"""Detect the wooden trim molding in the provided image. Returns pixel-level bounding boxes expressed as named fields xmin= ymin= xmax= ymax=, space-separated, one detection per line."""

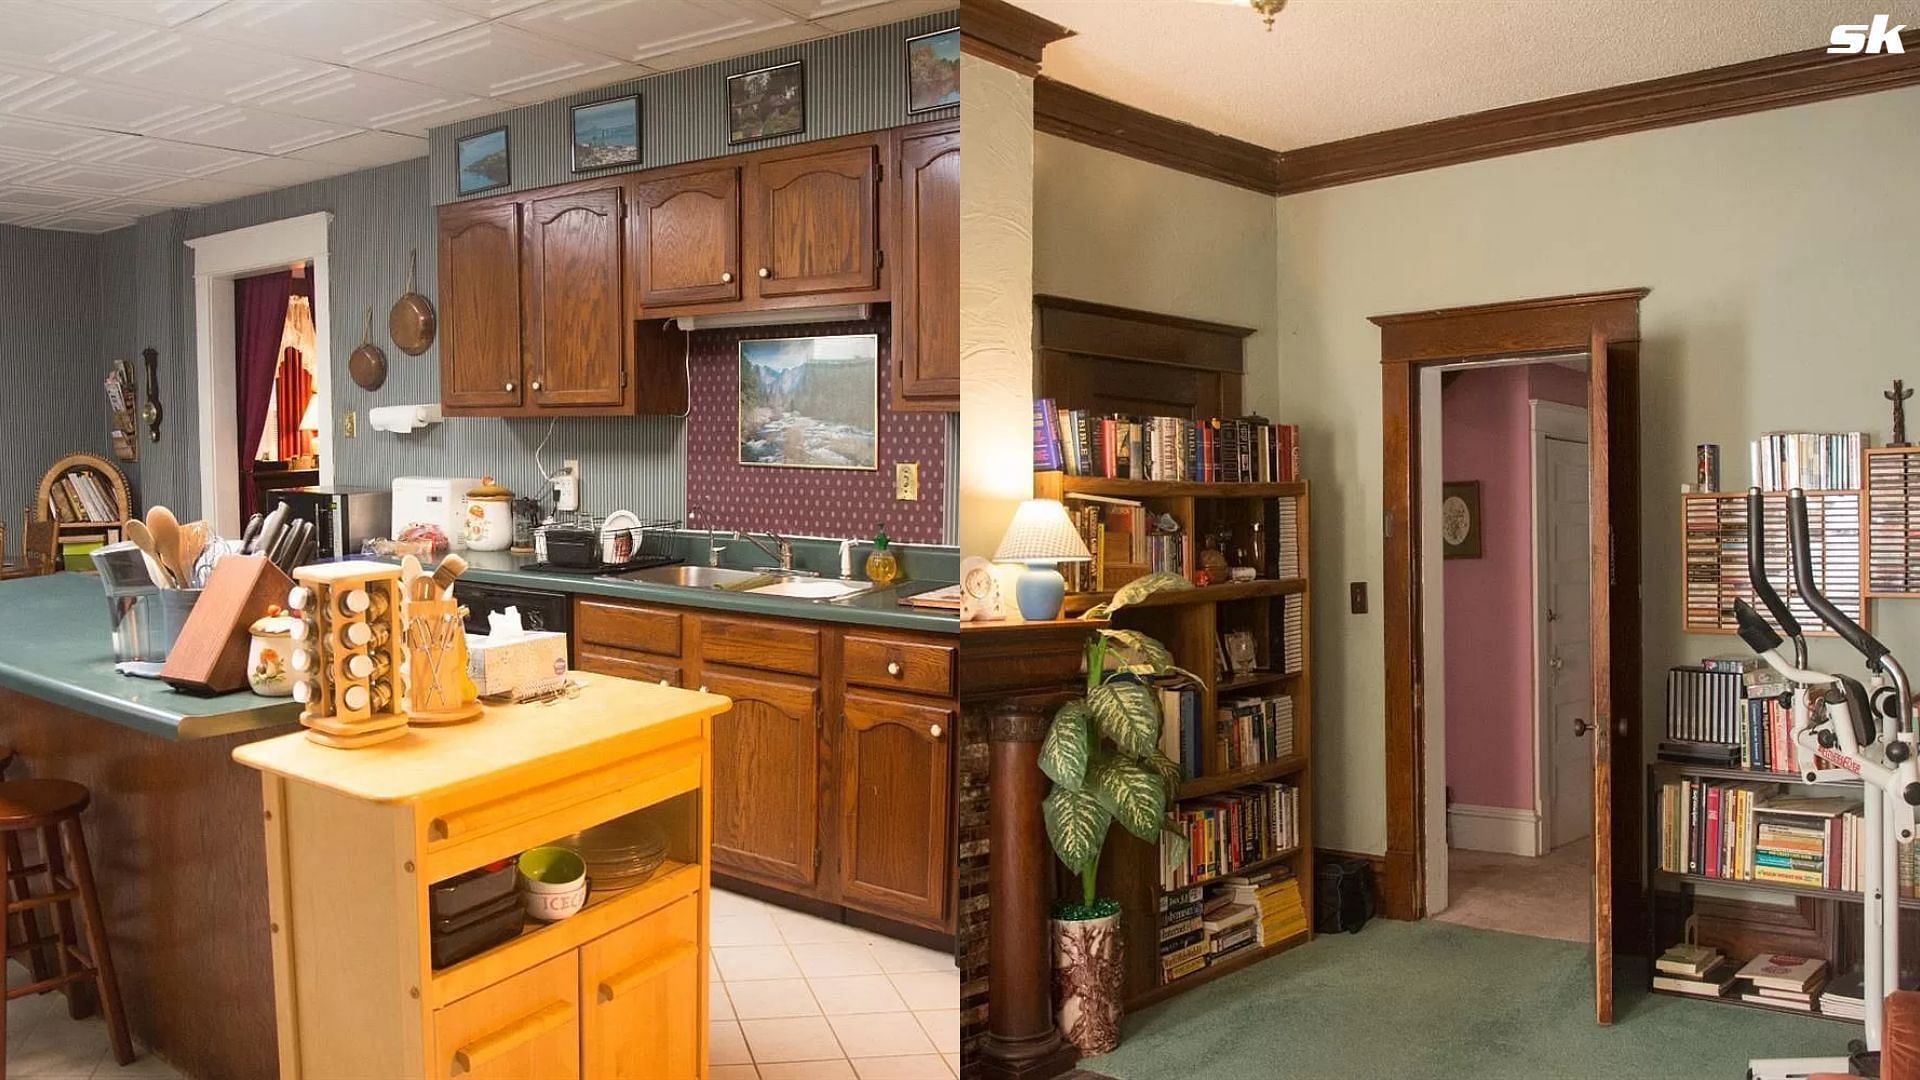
xmin=1032 ymin=31 xmax=1920 ymax=197
xmin=1033 ymin=77 xmax=1280 ymax=195
xmin=960 ymin=0 xmax=1074 ymax=77
xmin=1372 ymin=289 xmax=1649 ymax=365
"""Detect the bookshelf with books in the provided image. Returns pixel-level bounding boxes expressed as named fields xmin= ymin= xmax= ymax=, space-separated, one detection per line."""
xmin=1036 ymin=469 xmax=1316 ymax=1008
xmin=32 ymin=452 xmax=132 ymax=565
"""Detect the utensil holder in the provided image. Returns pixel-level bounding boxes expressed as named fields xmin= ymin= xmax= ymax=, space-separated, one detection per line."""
xmin=405 ymin=597 xmax=480 ymax=725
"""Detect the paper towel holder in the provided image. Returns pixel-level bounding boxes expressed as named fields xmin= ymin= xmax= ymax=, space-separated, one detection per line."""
xmin=369 ymin=404 xmax=444 ymax=434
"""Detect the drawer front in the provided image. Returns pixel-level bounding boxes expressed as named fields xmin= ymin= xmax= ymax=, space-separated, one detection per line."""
xmin=843 ymin=634 xmax=954 ymax=697
xmin=699 ymin=615 xmax=820 ymax=677
xmin=433 ymin=953 xmax=580 ymax=1080
xmin=581 ymin=893 xmax=704 ymax=1078
xmin=576 ymin=647 xmax=683 ymax=687
xmin=576 ymin=598 xmax=683 ymax=657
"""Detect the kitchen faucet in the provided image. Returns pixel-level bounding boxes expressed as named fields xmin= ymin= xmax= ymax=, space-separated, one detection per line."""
xmin=737 ymin=531 xmax=793 ymax=573
xmin=838 ymin=537 xmax=861 ymax=579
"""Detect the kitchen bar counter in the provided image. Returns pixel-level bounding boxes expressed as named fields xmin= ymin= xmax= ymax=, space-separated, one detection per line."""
xmin=456 ymin=551 xmax=959 ymax=633
xmin=0 ymin=573 xmax=301 ymax=739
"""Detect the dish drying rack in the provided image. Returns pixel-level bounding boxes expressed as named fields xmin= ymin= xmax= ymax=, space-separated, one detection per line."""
xmin=526 ymin=515 xmax=682 ymax=575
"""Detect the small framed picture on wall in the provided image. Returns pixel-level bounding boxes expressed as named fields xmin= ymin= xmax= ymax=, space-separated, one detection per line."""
xmin=455 ymin=126 xmax=509 ymax=196
xmin=1441 ymin=480 xmax=1482 ymax=559
xmin=727 ymin=60 xmax=805 ymax=144
xmin=570 ymin=95 xmax=640 ymax=171
xmin=905 ymin=27 xmax=959 ymax=113
xmin=739 ymin=334 xmax=878 ymax=469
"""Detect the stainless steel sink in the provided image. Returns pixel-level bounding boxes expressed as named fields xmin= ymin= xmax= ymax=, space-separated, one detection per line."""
xmin=745 ymin=577 xmax=876 ymax=601
xmin=608 ymin=565 xmax=779 ymax=589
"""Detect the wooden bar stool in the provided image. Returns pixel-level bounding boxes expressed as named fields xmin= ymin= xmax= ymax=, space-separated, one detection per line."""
xmin=0 ymin=747 xmax=54 ymax=991
xmin=0 ymin=779 xmax=132 ymax=1070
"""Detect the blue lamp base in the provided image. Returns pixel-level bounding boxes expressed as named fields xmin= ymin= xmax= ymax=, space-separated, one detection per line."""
xmin=1014 ymin=562 xmax=1067 ymax=621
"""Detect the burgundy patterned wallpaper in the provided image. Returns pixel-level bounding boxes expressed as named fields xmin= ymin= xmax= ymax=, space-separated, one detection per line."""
xmin=685 ymin=318 xmax=947 ymax=544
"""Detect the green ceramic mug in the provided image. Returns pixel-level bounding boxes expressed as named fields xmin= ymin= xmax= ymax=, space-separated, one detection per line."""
xmin=518 ymin=846 xmax=588 ymax=922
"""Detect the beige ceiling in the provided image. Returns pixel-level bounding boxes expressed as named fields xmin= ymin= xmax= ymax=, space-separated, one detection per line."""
xmin=0 ymin=0 xmax=946 ymax=233
xmin=1015 ymin=0 xmax=1920 ymax=152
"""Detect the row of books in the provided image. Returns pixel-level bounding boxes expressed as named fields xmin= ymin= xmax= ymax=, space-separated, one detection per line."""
xmin=1654 ymin=941 xmax=1838 ymax=1014
xmin=1660 ymin=654 xmax=1825 ymax=774
xmin=1157 ymin=685 xmax=1202 ymax=780
xmin=1158 ymin=782 xmax=1302 ymax=891
xmin=45 ymin=469 xmax=118 ymax=524
xmin=1058 ymin=497 xmax=1192 ymax=592
xmin=1033 ymin=399 xmax=1301 ymax=484
xmin=1751 ymin=431 xmax=1865 ymax=491
xmin=1657 ymin=778 xmax=1865 ymax=892
xmin=1157 ymin=870 xmax=1307 ymax=983
xmin=1217 ymin=693 xmax=1296 ymax=773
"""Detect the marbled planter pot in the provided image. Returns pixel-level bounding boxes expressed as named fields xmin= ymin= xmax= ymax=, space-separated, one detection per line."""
xmin=1052 ymin=911 xmax=1124 ymax=1055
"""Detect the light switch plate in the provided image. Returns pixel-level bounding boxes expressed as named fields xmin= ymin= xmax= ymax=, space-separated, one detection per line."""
xmin=895 ymin=462 xmax=920 ymax=501
xmin=340 ymin=410 xmax=356 ymax=439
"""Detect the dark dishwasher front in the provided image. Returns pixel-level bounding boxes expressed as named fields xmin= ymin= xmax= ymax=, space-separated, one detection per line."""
xmin=450 ymin=580 xmax=573 ymax=664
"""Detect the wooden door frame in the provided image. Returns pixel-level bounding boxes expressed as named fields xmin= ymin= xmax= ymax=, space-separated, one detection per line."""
xmin=1373 ymin=289 xmax=1646 ymax=929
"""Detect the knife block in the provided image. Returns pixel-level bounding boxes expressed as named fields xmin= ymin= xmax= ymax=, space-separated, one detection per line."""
xmin=160 ymin=555 xmax=293 ymax=695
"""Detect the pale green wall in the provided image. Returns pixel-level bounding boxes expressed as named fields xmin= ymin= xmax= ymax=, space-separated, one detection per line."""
xmin=1032 ymin=133 xmax=1281 ymax=414
xmin=1278 ymin=85 xmax=1920 ymax=855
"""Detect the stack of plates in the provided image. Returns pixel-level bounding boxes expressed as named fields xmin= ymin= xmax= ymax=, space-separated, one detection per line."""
xmin=560 ymin=812 xmax=667 ymax=894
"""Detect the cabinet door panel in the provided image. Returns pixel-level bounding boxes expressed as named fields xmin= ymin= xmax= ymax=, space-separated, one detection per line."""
xmin=748 ymin=144 xmax=879 ymax=298
xmin=892 ymin=123 xmax=958 ymax=410
xmin=704 ymin=669 xmax=820 ymax=888
xmin=581 ymin=893 xmax=703 ymax=1079
xmin=839 ymin=692 xmax=952 ymax=927
xmin=629 ymin=167 xmax=741 ymax=308
xmin=438 ymin=200 xmax=525 ymax=412
xmin=431 ymin=953 xmax=579 ymax=1080
xmin=524 ymin=186 xmax=626 ymax=409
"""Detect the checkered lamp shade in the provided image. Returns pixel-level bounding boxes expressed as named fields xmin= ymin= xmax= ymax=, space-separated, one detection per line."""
xmin=994 ymin=499 xmax=1093 ymax=563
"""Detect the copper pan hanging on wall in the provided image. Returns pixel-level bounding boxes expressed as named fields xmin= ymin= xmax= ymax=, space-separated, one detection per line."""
xmin=349 ymin=306 xmax=389 ymax=391
xmin=389 ymin=250 xmax=436 ymax=356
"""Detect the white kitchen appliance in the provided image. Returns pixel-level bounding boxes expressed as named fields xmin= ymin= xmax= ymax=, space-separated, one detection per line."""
xmin=392 ymin=477 xmax=481 ymax=552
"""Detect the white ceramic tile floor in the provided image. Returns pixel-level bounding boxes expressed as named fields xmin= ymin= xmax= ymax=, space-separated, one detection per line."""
xmin=5 ymin=963 xmax=182 ymax=1079
xmin=709 ymin=889 xmax=960 ymax=1079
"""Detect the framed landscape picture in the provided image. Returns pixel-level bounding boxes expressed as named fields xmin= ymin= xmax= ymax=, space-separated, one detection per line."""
xmin=455 ymin=127 xmax=509 ymax=196
xmin=739 ymin=334 xmax=878 ymax=470
xmin=905 ymin=27 xmax=959 ymax=113
xmin=571 ymin=95 xmax=640 ymax=171
xmin=727 ymin=60 xmax=805 ymax=144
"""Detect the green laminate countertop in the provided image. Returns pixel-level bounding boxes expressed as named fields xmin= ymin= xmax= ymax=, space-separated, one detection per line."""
xmin=454 ymin=551 xmax=959 ymax=634
xmin=0 ymin=573 xmax=301 ymax=742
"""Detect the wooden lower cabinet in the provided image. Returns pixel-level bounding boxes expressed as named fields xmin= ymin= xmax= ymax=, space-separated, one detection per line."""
xmin=580 ymin=894 xmax=703 ymax=1079
xmin=704 ymin=667 xmax=821 ymax=890
xmin=839 ymin=692 xmax=952 ymax=926
xmin=432 ymin=954 xmax=580 ymax=1080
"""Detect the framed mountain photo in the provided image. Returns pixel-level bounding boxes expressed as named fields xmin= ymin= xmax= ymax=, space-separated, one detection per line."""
xmin=738 ymin=334 xmax=877 ymax=469
xmin=727 ymin=60 xmax=805 ymax=144
xmin=571 ymin=95 xmax=640 ymax=171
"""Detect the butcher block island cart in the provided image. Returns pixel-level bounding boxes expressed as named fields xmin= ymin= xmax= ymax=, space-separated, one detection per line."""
xmin=232 ymin=671 xmax=728 ymax=1080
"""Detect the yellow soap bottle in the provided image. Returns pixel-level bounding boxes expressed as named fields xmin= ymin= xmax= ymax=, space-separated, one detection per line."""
xmin=864 ymin=526 xmax=901 ymax=587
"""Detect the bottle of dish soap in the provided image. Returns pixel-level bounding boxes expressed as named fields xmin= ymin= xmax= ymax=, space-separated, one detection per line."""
xmin=864 ymin=525 xmax=901 ymax=587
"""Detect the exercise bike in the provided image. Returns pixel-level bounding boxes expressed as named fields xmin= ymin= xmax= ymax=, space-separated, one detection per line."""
xmin=1741 ymin=487 xmax=1920 ymax=1080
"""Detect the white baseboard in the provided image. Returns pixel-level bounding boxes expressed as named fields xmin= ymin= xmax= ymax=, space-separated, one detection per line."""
xmin=1447 ymin=804 xmax=1541 ymax=856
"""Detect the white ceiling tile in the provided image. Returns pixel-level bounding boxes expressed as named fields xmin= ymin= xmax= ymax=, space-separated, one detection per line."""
xmin=2 ymin=77 xmax=216 ymax=134
xmin=27 ymin=206 xmax=140 ymax=232
xmin=368 ymin=22 xmax=640 ymax=104
xmin=0 ymin=204 xmax=48 ymax=225
xmin=0 ymin=4 xmax=158 ymax=73
xmin=0 ymin=63 xmax=58 ymax=107
xmin=0 ymin=178 xmax=115 ymax=210
xmin=0 ymin=116 xmax=114 ymax=159
xmin=0 ymin=147 xmax=54 ymax=181
xmin=504 ymin=0 xmax=798 ymax=65
xmin=191 ymin=0 xmax=481 ymax=66
xmin=248 ymin=68 xmax=484 ymax=135
xmin=205 ymin=153 xmax=352 ymax=188
xmin=46 ymin=0 xmax=232 ymax=28
xmin=435 ymin=0 xmax=543 ymax=16
xmin=8 ymin=160 xmax=173 ymax=196
xmin=86 ymin=31 xmax=335 ymax=105
xmin=135 ymin=174 xmax=270 ymax=206
xmin=642 ymin=22 xmax=820 ymax=74
xmin=153 ymin=105 xmax=353 ymax=155
xmin=283 ymin=129 xmax=427 ymax=167
xmin=83 ymin=133 xmax=262 ymax=176
xmin=812 ymin=1 xmax=951 ymax=32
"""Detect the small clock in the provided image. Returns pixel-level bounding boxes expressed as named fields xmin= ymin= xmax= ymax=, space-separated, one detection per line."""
xmin=960 ymin=556 xmax=1006 ymax=622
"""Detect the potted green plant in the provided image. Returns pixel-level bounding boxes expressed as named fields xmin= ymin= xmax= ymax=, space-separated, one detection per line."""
xmin=1037 ymin=572 xmax=1194 ymax=1055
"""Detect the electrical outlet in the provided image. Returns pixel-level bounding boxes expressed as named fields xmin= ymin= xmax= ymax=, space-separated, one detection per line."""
xmin=1350 ymin=581 xmax=1368 ymax=614
xmin=894 ymin=462 xmax=920 ymax=501
xmin=555 ymin=458 xmax=581 ymax=513
xmin=340 ymin=410 xmax=356 ymax=439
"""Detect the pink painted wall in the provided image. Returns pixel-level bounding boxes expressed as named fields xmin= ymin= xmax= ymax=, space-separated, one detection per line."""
xmin=1441 ymin=365 xmax=1586 ymax=811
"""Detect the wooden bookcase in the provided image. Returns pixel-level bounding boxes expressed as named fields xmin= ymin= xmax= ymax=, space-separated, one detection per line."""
xmin=1681 ymin=489 xmax=1865 ymax=636
xmin=1034 ymin=471 xmax=1315 ymax=1009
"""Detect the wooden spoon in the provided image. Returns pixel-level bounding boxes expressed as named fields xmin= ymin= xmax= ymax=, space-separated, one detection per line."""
xmin=399 ymin=555 xmax=423 ymax=604
xmin=146 ymin=506 xmax=184 ymax=588
xmin=122 ymin=518 xmax=172 ymax=588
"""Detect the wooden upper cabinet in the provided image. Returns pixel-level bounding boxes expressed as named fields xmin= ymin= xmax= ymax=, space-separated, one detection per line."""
xmin=437 ymin=199 xmax=525 ymax=413
xmin=891 ymin=121 xmax=958 ymax=411
xmin=523 ymin=186 xmax=627 ymax=410
xmin=704 ymin=668 xmax=820 ymax=890
xmin=628 ymin=166 xmax=741 ymax=310
xmin=746 ymin=142 xmax=881 ymax=299
xmin=838 ymin=692 xmax=952 ymax=929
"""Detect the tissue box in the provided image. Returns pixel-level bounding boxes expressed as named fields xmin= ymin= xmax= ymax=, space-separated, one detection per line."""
xmin=465 ymin=630 xmax=568 ymax=699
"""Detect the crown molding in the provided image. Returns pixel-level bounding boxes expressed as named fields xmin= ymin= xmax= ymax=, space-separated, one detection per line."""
xmin=959 ymin=0 xmax=1073 ymax=78
xmin=1031 ymin=30 xmax=1920 ymax=197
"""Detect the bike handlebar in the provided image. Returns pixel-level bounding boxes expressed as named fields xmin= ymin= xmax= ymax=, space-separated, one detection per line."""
xmin=1746 ymin=487 xmax=1803 ymax=642
xmin=1787 ymin=488 xmax=1890 ymax=669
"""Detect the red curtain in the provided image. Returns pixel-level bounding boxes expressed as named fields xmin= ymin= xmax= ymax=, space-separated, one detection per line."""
xmin=235 ymin=270 xmax=295 ymax=520
xmin=273 ymin=346 xmax=314 ymax=460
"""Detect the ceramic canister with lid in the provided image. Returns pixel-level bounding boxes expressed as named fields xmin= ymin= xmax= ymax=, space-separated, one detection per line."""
xmin=247 ymin=607 xmax=303 ymax=696
xmin=463 ymin=476 xmax=514 ymax=552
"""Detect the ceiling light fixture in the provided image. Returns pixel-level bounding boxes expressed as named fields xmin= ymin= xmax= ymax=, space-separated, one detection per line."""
xmin=1247 ymin=0 xmax=1287 ymax=31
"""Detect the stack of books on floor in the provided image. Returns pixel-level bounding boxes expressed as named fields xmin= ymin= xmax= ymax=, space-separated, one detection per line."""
xmin=1157 ymin=886 xmax=1207 ymax=983
xmin=1216 ymin=692 xmax=1295 ymax=770
xmin=1820 ymin=970 xmax=1865 ymax=1021
xmin=1033 ymin=398 xmax=1301 ymax=483
xmin=1158 ymin=782 xmax=1302 ymax=890
xmin=1751 ymin=431 xmax=1865 ymax=491
xmin=1652 ymin=940 xmax=1735 ymax=997
xmin=1737 ymin=954 xmax=1828 ymax=1011
xmin=1220 ymin=868 xmax=1307 ymax=947
xmin=1656 ymin=779 xmax=1866 ymax=890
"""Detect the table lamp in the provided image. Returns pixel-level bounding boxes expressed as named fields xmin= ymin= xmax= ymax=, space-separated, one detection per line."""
xmin=993 ymin=498 xmax=1093 ymax=621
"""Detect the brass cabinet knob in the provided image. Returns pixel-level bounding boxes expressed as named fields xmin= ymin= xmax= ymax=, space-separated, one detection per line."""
xmin=505 ymin=381 xmax=515 ymax=392
xmin=758 ymin=267 xmax=771 ymax=278
xmin=721 ymin=272 xmax=733 ymax=283
xmin=531 ymin=380 xmax=542 ymax=391
xmin=886 ymin=661 xmax=902 ymax=677
xmin=929 ymin=724 xmax=943 ymax=738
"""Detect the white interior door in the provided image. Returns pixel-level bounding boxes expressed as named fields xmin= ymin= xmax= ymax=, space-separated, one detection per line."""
xmin=1542 ymin=435 xmax=1593 ymax=850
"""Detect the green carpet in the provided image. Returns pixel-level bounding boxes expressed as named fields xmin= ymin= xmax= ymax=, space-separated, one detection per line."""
xmin=1085 ymin=920 xmax=1854 ymax=1079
